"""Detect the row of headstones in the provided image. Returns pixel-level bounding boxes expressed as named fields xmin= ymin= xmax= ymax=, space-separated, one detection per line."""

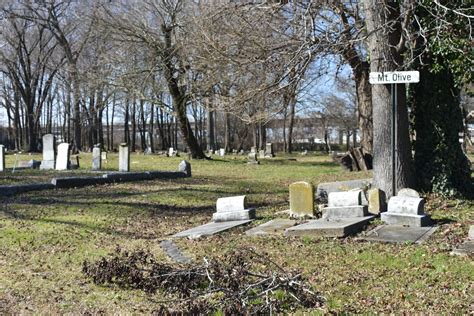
xmin=206 ymin=143 xmax=275 ymax=158
xmin=289 ymin=181 xmax=429 ymax=227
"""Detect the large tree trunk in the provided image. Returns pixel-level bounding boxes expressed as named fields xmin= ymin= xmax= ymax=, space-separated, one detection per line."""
xmin=365 ymin=0 xmax=414 ymax=197
xmin=355 ymin=67 xmax=373 ymax=153
xmin=206 ymin=108 xmax=215 ymax=151
xmin=287 ymin=97 xmax=296 ymax=153
xmin=162 ymin=27 xmax=206 ymax=159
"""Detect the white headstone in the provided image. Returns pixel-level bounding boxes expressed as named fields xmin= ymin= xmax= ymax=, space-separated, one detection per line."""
xmin=92 ymin=147 xmax=101 ymax=171
xmin=387 ymin=196 xmax=424 ymax=215
xmin=397 ymin=188 xmax=420 ymax=198
xmin=216 ymin=195 xmax=247 ymax=213
xmin=178 ymin=160 xmax=191 ymax=177
xmin=219 ymin=148 xmax=225 ymax=156
xmin=55 ymin=143 xmax=70 ymax=170
xmin=119 ymin=143 xmax=130 ymax=172
xmin=101 ymin=151 xmax=107 ymax=160
xmin=168 ymin=147 xmax=174 ymax=157
xmin=0 ymin=145 xmax=4 ymax=172
xmin=40 ymin=134 xmax=55 ymax=170
xmin=328 ymin=190 xmax=362 ymax=207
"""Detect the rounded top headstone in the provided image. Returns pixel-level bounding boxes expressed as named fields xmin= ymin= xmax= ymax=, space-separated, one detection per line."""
xmin=397 ymin=188 xmax=420 ymax=198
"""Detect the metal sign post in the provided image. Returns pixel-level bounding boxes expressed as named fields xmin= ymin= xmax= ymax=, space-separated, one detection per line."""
xmin=369 ymin=71 xmax=419 ymax=196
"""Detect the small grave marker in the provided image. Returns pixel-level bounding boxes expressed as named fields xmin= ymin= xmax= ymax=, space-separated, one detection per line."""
xmin=289 ymin=182 xmax=314 ymax=217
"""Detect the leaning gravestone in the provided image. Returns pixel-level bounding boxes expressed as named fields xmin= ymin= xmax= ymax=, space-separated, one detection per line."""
xmin=92 ymin=146 xmax=101 ymax=171
xmin=0 ymin=145 xmax=5 ymax=172
xmin=40 ymin=134 xmax=55 ymax=170
xmin=381 ymin=195 xmax=431 ymax=227
xmin=119 ymin=143 xmax=130 ymax=172
xmin=289 ymin=182 xmax=314 ymax=217
xmin=55 ymin=143 xmax=70 ymax=170
xmin=247 ymin=152 xmax=259 ymax=165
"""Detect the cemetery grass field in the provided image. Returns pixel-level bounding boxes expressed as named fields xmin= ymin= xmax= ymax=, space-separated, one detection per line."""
xmin=0 ymin=153 xmax=473 ymax=314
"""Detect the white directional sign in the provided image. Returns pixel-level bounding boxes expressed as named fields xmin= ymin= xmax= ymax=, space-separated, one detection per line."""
xmin=369 ymin=71 xmax=419 ymax=84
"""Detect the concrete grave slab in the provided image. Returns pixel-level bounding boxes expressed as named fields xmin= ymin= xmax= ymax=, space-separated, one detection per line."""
xmin=451 ymin=241 xmax=474 ymax=257
xmin=159 ymin=240 xmax=192 ymax=264
xmin=246 ymin=219 xmax=297 ymax=236
xmin=172 ymin=220 xmax=252 ymax=239
xmin=285 ymin=216 xmax=373 ymax=238
xmin=358 ymin=225 xmax=438 ymax=244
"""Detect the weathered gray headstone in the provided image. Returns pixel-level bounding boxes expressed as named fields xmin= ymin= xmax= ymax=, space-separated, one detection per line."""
xmin=119 ymin=143 xmax=130 ymax=172
xmin=247 ymin=152 xmax=259 ymax=165
xmin=469 ymin=225 xmax=474 ymax=240
xmin=397 ymin=188 xmax=421 ymax=198
xmin=259 ymin=150 xmax=265 ymax=159
xmin=55 ymin=143 xmax=70 ymax=170
xmin=92 ymin=147 xmax=101 ymax=171
xmin=289 ymin=182 xmax=314 ymax=217
xmin=40 ymin=134 xmax=55 ymax=170
xmin=0 ymin=145 xmax=4 ymax=172
xmin=101 ymin=151 xmax=107 ymax=160
xmin=250 ymin=146 xmax=256 ymax=153
xmin=381 ymin=196 xmax=431 ymax=227
xmin=178 ymin=160 xmax=191 ymax=177
xmin=368 ymin=188 xmax=387 ymax=214
xmin=265 ymin=143 xmax=274 ymax=157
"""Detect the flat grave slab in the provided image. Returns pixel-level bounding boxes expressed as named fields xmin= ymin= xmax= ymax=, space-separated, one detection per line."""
xmin=172 ymin=220 xmax=252 ymax=239
xmin=358 ymin=225 xmax=438 ymax=244
xmin=159 ymin=240 xmax=192 ymax=264
xmin=285 ymin=216 xmax=373 ymax=238
xmin=451 ymin=241 xmax=474 ymax=257
xmin=246 ymin=219 xmax=297 ymax=236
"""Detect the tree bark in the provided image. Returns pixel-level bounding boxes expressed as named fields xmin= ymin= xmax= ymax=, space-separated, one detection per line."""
xmin=364 ymin=0 xmax=414 ymax=197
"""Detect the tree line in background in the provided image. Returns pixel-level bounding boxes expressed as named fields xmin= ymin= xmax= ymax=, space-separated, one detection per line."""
xmin=0 ymin=0 xmax=472 ymax=197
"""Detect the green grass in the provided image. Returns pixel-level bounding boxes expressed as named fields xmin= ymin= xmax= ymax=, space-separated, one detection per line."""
xmin=0 ymin=152 xmax=472 ymax=313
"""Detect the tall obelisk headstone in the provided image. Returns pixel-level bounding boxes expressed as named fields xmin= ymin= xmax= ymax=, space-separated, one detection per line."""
xmin=40 ymin=134 xmax=55 ymax=170
xmin=92 ymin=145 xmax=101 ymax=171
xmin=119 ymin=143 xmax=130 ymax=172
